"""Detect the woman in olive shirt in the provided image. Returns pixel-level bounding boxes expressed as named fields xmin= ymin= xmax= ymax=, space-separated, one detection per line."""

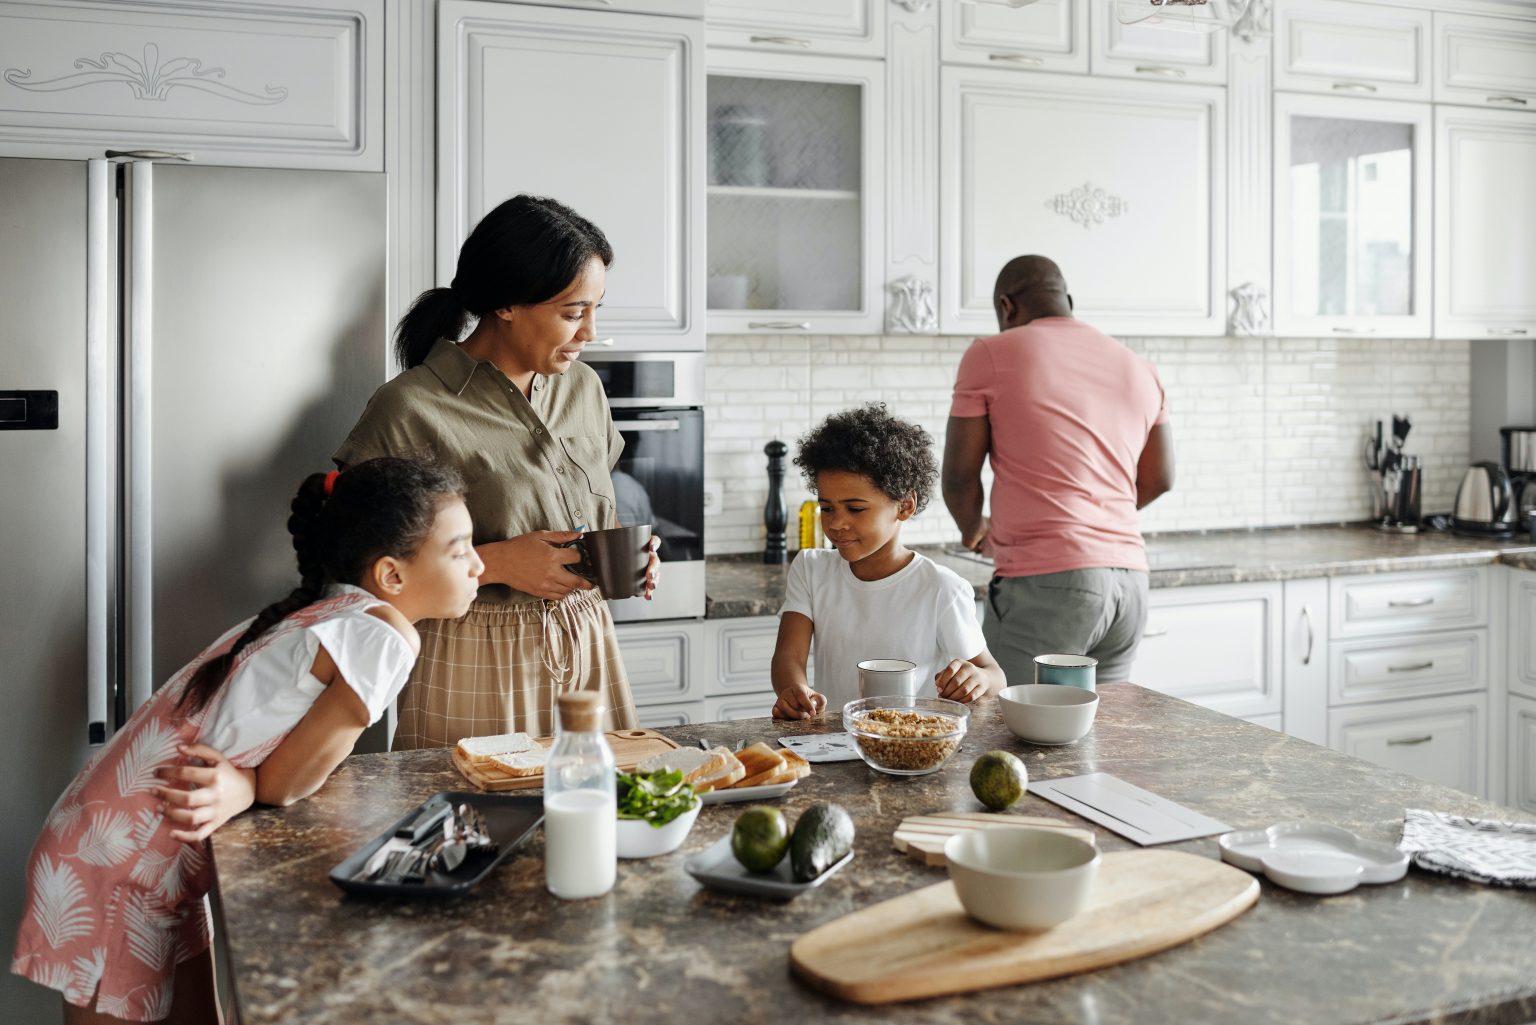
xmin=335 ymin=195 xmax=654 ymax=747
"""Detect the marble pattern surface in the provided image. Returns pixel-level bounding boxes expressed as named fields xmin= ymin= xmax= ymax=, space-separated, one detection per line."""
xmin=705 ymin=526 xmax=1536 ymax=618
xmin=211 ymin=685 xmax=1536 ymax=1025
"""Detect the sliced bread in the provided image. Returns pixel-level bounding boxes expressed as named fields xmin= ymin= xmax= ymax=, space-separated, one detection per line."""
xmin=635 ymin=746 xmax=731 ymax=786
xmin=731 ymin=742 xmax=787 ymax=789
xmin=457 ymin=732 xmax=537 ymax=763
xmin=691 ymin=748 xmax=746 ymax=793
xmin=487 ymin=749 xmax=548 ymax=777
xmin=780 ymin=748 xmax=812 ymax=780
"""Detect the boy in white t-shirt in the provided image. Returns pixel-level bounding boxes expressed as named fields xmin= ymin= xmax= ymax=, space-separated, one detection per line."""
xmin=771 ymin=404 xmax=1007 ymax=719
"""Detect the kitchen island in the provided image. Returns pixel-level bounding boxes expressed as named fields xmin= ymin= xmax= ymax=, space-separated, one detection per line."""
xmin=210 ymin=685 xmax=1536 ymax=1025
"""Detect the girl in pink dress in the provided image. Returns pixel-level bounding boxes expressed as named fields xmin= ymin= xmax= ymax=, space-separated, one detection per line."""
xmin=11 ymin=457 xmax=484 ymax=1024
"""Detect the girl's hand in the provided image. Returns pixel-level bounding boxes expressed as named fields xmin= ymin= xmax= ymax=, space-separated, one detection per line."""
xmin=154 ymin=743 xmax=256 ymax=843
xmin=772 ymin=684 xmax=826 ymax=720
xmin=935 ymin=659 xmax=988 ymax=703
xmin=478 ymin=531 xmax=593 ymax=600
xmin=643 ymin=535 xmax=662 ymax=600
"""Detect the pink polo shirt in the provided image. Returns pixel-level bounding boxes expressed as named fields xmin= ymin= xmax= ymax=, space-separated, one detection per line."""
xmin=949 ymin=317 xmax=1167 ymax=578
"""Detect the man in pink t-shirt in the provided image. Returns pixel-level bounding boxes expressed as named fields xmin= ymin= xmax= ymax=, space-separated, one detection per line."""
xmin=942 ymin=255 xmax=1175 ymax=684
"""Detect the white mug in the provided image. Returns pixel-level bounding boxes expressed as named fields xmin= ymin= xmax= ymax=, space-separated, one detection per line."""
xmin=857 ymin=659 xmax=920 ymax=699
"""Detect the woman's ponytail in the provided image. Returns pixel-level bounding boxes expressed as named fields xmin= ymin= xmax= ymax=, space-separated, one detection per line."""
xmin=394 ymin=287 xmax=468 ymax=371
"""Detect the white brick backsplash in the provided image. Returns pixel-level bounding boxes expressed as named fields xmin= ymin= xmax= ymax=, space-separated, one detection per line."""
xmin=702 ymin=334 xmax=1471 ymax=556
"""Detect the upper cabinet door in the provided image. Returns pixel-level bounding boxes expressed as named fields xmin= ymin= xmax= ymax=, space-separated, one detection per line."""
xmin=1272 ymin=94 xmax=1432 ymax=339
xmin=1436 ymin=13 xmax=1536 ymax=111
xmin=1435 ymin=107 xmax=1536 ymax=340
xmin=438 ymin=1 xmax=704 ymax=351
xmin=705 ymin=50 xmax=885 ymax=334
xmin=1275 ymin=0 xmax=1431 ymax=102
xmin=939 ymin=69 xmax=1225 ymax=337
xmin=705 ymin=0 xmax=884 ymax=59
xmin=941 ymin=0 xmax=1088 ymax=75
xmin=1089 ymin=2 xmax=1227 ymax=85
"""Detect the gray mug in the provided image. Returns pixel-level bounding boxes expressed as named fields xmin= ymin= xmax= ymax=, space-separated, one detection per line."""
xmin=1034 ymin=653 xmax=1097 ymax=692
xmin=857 ymin=659 xmax=921 ymax=700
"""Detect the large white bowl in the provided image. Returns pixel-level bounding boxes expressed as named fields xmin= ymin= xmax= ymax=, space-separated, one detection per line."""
xmin=615 ymin=799 xmax=701 ymax=859
xmin=945 ymin=826 xmax=1099 ymax=931
xmin=998 ymin=684 xmax=1100 ymax=745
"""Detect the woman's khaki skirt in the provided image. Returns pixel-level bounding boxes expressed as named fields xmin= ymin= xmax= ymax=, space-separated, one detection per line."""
xmin=392 ymin=587 xmax=638 ymax=749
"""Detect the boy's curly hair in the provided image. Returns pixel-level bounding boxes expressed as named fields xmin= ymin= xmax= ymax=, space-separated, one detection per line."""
xmin=794 ymin=403 xmax=938 ymax=513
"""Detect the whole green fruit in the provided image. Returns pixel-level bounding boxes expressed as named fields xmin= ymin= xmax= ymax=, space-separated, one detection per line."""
xmin=789 ymin=803 xmax=856 ymax=882
xmin=970 ymin=750 xmax=1028 ymax=810
xmin=731 ymin=805 xmax=790 ymax=872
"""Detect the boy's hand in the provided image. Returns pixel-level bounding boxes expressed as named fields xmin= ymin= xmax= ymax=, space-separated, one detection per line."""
xmin=772 ymin=685 xmax=826 ymax=720
xmin=935 ymin=659 xmax=988 ymax=703
xmin=155 ymin=743 xmax=257 ymax=843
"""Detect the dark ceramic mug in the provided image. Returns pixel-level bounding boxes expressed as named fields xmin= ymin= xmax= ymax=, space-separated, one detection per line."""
xmin=566 ymin=525 xmax=653 ymax=600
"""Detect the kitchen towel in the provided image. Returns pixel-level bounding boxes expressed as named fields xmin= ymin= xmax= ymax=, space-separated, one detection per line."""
xmin=1398 ymin=808 xmax=1536 ymax=887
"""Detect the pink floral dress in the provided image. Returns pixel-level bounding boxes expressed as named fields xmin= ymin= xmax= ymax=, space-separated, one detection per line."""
xmin=10 ymin=588 xmax=411 ymax=1021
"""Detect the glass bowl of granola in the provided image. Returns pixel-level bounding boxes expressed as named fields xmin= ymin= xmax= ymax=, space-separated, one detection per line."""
xmin=842 ymin=696 xmax=970 ymax=776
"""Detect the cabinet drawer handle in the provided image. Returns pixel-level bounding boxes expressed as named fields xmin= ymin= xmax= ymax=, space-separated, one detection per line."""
xmin=1135 ymin=65 xmax=1187 ymax=78
xmin=747 ymin=321 xmax=810 ymax=330
xmin=1387 ymin=596 xmax=1434 ymax=608
xmin=1301 ymin=605 xmax=1314 ymax=666
xmin=1488 ymin=327 xmax=1529 ymax=336
xmin=1142 ymin=625 xmax=1169 ymax=639
xmin=1331 ymin=81 xmax=1378 ymax=94
xmin=1387 ymin=660 xmax=1435 ymax=673
xmin=1386 ymin=734 xmax=1433 ymax=746
xmin=1331 ymin=326 xmax=1377 ymax=334
xmin=750 ymin=35 xmax=812 ymax=48
xmin=1487 ymin=95 xmax=1529 ymax=106
xmin=988 ymin=53 xmax=1045 ymax=66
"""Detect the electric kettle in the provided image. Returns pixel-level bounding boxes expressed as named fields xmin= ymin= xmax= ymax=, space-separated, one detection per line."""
xmin=1452 ymin=461 xmax=1517 ymax=536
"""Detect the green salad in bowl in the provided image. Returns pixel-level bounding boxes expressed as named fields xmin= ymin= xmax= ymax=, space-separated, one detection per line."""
xmin=615 ymin=769 xmax=702 ymax=858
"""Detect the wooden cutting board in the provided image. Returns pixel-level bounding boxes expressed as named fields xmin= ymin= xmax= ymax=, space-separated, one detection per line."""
xmin=790 ymin=849 xmax=1259 ymax=1004
xmin=893 ymin=811 xmax=1096 ymax=866
xmin=451 ymin=729 xmax=680 ymax=792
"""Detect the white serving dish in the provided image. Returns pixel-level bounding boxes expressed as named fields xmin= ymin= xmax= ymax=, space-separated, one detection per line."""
xmin=944 ymin=826 xmax=1100 ymax=931
xmin=615 ymin=799 xmax=701 ymax=859
xmin=1217 ymin=821 xmax=1409 ymax=895
xmin=698 ymin=780 xmax=798 ymax=805
xmin=998 ymin=684 xmax=1099 ymax=746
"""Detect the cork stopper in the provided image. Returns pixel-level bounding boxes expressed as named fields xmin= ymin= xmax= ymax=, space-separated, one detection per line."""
xmin=557 ymin=691 xmax=602 ymax=733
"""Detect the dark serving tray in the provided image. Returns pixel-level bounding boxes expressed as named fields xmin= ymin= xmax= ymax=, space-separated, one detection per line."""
xmin=329 ymin=791 xmax=543 ymax=899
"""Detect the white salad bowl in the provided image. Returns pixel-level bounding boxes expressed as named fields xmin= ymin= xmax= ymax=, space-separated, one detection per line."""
xmin=998 ymin=684 xmax=1099 ymax=745
xmin=616 ymin=799 xmax=701 ymax=859
xmin=945 ymin=826 xmax=1099 ymax=931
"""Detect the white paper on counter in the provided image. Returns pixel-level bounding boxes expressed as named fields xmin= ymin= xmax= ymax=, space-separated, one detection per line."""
xmin=1030 ymin=772 xmax=1231 ymax=846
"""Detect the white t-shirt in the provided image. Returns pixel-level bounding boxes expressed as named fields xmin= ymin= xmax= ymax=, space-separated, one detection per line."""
xmin=780 ymin=548 xmax=986 ymax=711
xmin=198 ymin=585 xmax=416 ymax=757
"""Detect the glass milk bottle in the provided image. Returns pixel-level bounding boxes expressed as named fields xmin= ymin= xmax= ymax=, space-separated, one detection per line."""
xmin=543 ymin=692 xmax=617 ymax=899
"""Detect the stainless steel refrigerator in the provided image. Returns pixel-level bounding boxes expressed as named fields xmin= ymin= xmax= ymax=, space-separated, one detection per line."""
xmin=0 ymin=155 xmax=385 ymax=1018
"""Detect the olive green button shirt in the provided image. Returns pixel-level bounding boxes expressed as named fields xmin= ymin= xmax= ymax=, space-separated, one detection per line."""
xmin=333 ymin=339 xmax=623 ymax=605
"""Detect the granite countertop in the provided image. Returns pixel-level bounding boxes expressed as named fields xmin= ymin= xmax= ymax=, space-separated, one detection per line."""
xmin=211 ymin=685 xmax=1536 ymax=1025
xmin=705 ymin=525 xmax=1536 ymax=618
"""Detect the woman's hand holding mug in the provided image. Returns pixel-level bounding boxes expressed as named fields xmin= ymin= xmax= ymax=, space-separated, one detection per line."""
xmin=477 ymin=531 xmax=594 ymax=600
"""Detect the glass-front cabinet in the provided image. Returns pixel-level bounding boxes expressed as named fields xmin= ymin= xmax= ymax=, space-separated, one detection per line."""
xmin=705 ymin=50 xmax=884 ymax=334
xmin=1273 ymin=94 xmax=1432 ymax=338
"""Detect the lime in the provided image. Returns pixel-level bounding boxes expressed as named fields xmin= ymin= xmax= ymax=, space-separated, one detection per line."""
xmin=970 ymin=750 xmax=1028 ymax=811
xmin=731 ymin=805 xmax=790 ymax=872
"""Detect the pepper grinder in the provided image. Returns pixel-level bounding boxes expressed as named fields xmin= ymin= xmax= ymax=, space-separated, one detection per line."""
xmin=763 ymin=439 xmax=788 ymax=564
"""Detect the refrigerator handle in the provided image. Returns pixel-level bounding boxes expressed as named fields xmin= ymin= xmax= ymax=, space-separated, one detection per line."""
xmin=123 ymin=160 xmax=155 ymax=713
xmin=86 ymin=159 xmax=111 ymax=744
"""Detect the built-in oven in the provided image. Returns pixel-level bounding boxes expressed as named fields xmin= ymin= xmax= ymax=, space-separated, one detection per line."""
xmin=582 ymin=351 xmax=705 ymax=622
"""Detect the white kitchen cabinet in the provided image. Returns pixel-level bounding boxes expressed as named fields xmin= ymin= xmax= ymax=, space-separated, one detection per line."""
xmin=1327 ymin=629 xmax=1488 ymax=707
xmin=1434 ymin=107 xmax=1536 ymax=341
xmin=1274 ymin=0 xmax=1432 ymax=102
xmin=703 ymin=691 xmax=777 ymax=721
xmin=635 ymin=701 xmax=708 ymax=729
xmin=705 ymin=49 xmax=884 ymax=334
xmin=438 ymin=1 xmax=705 ymax=351
xmin=523 ymin=0 xmax=703 ymax=18
xmin=1434 ymin=12 xmax=1536 ymax=111
xmin=614 ymin=621 xmax=705 ymax=707
xmin=1511 ymin=571 xmax=1536 ymax=701
xmin=1281 ymin=577 xmax=1329 ymax=745
xmin=941 ymin=0 xmax=1087 ymax=76
xmin=1134 ymin=581 xmax=1283 ymax=721
xmin=1088 ymin=0 xmax=1226 ymax=85
xmin=1328 ymin=568 xmax=1490 ymax=641
xmin=705 ymin=0 xmax=883 ymax=59
xmin=1273 ymin=94 xmax=1432 ymax=339
xmin=939 ymin=69 xmax=1224 ymax=337
xmin=1329 ymin=692 xmax=1488 ymax=797
xmin=1509 ymin=694 xmax=1536 ymax=814
xmin=0 ymin=0 xmax=383 ymax=169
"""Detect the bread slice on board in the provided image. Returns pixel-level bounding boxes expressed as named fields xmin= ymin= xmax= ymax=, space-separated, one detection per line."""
xmin=457 ymin=732 xmax=536 ymax=764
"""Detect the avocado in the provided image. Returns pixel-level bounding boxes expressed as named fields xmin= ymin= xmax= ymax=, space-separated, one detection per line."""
xmin=731 ymin=806 xmax=790 ymax=873
xmin=788 ymin=802 xmax=855 ymax=882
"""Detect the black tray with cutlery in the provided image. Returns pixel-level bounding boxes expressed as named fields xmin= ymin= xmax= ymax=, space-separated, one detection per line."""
xmin=329 ymin=791 xmax=543 ymax=899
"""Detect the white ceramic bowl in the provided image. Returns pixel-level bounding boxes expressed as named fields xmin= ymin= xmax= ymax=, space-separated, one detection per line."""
xmin=998 ymin=684 xmax=1100 ymax=745
xmin=615 ymin=799 xmax=701 ymax=859
xmin=945 ymin=826 xmax=1099 ymax=931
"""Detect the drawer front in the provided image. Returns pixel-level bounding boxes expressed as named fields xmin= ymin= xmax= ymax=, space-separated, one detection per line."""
xmin=1328 ymin=569 xmax=1487 ymax=639
xmin=941 ymin=0 xmax=1088 ymax=75
xmin=1510 ymin=695 xmax=1536 ymax=815
xmin=712 ymin=618 xmax=778 ymax=691
xmin=703 ymin=691 xmax=775 ymax=722
xmin=615 ymin=622 xmax=702 ymax=704
xmin=1328 ymin=629 xmax=1487 ymax=706
xmin=1436 ymin=12 xmax=1536 ymax=109
xmin=1134 ymin=583 xmax=1282 ymax=719
xmin=707 ymin=0 xmax=882 ymax=58
xmin=1090 ymin=4 xmax=1226 ymax=85
xmin=1329 ymin=693 xmax=1487 ymax=797
xmin=1275 ymin=0 xmax=1431 ymax=100
xmin=633 ymin=700 xmax=707 ymax=729
xmin=1512 ymin=572 xmax=1536 ymax=700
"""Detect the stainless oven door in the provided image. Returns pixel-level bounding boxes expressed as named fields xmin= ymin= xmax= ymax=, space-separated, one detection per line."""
xmin=606 ymin=407 xmax=705 ymax=622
